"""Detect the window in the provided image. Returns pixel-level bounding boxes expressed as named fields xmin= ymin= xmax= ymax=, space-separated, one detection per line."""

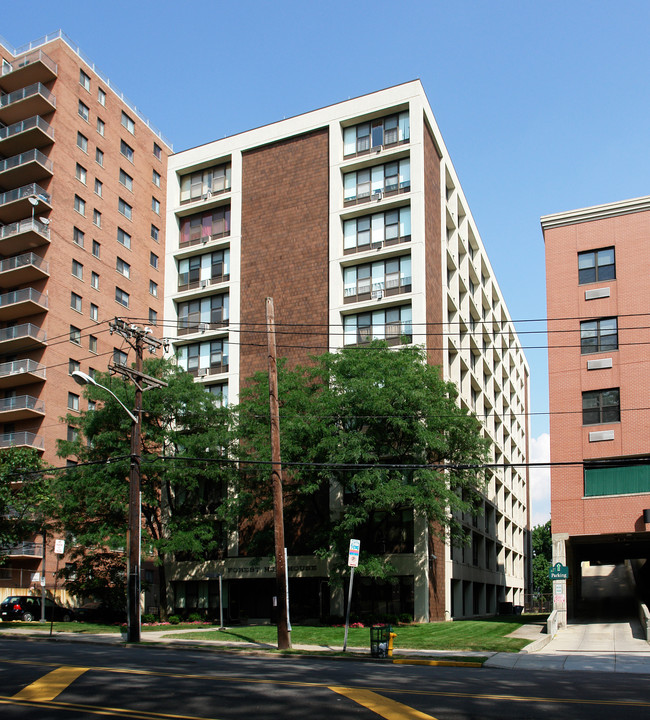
xmin=179 ymin=206 xmax=231 ymax=247
xmin=77 ymin=132 xmax=88 ymax=153
xmin=152 ymin=169 xmax=161 ymax=187
xmin=72 ymin=259 xmax=83 ymax=279
xmin=92 ymin=240 xmax=100 ymax=258
xmin=148 ymin=308 xmax=158 ymax=325
xmin=70 ymin=325 xmax=81 ymax=344
xmin=93 ymin=209 xmax=101 ymax=227
xmin=149 ymin=280 xmax=158 ymax=297
xmin=78 ymin=100 xmax=89 ymax=122
xmin=343 ymin=111 xmax=410 ymax=156
xmin=152 ymin=196 xmax=160 ymax=214
xmin=117 ymin=228 xmax=131 ymax=249
xmin=119 ymin=169 xmax=133 ymax=191
xmin=91 ymin=271 xmax=99 ymax=289
xmin=76 ymin=163 xmax=87 ymax=184
xmin=114 ymin=348 xmax=128 ymax=366
xmin=578 ymin=247 xmax=616 ymax=284
xmin=178 ymin=249 xmax=230 ymax=290
xmin=73 ymin=227 xmax=84 ymax=247
xmin=79 ymin=69 xmax=91 ymax=91
xmin=88 ymin=399 xmax=96 ymax=412
xmin=95 ymin=148 xmax=104 ymax=166
xmin=180 ymin=163 xmax=231 ymax=204
xmin=343 ymin=255 xmax=412 ymax=303
xmin=96 ymin=117 xmax=105 ymax=136
xmin=68 ymin=392 xmax=80 ymax=411
xmin=120 ymin=139 xmax=134 ymax=162
xmin=209 ymin=383 xmax=228 ymax=408
xmin=580 ymin=317 xmax=618 ymax=354
xmin=116 ymin=257 xmax=131 ymax=278
xmin=115 ymin=287 xmax=130 ymax=308
xmin=343 ymin=305 xmax=413 ymax=346
xmin=177 ymin=294 xmax=229 ymax=334
xmin=90 ymin=303 xmax=98 ymax=321
xmin=94 ymin=178 xmax=103 ymax=196
xmin=583 ymin=388 xmax=620 ymax=425
xmin=98 ymin=87 xmax=106 ymax=106
xmin=177 ymin=339 xmax=229 ymax=375
xmin=343 ymin=206 xmax=411 ymax=253
xmin=343 ymin=158 xmax=410 ymax=203
xmin=149 ymin=252 xmax=158 ymax=269
xmin=89 ymin=335 xmax=97 ymax=353
xmin=151 ymin=224 xmax=159 ymax=242
xmin=74 ymin=195 xmax=86 ymax=216
xmin=69 ymin=359 xmax=80 ymax=375
xmin=67 ymin=425 xmax=78 ymax=442
xmin=121 ymin=111 xmax=135 ymax=134
xmin=118 ymin=198 xmax=132 ymax=220
xmin=153 ymin=142 xmax=162 ymax=160
xmin=71 ymin=292 xmax=82 ymax=312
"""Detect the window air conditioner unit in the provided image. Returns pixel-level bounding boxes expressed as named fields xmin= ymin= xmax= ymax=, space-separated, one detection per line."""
xmin=202 ymin=193 xmax=208 ymax=200
xmin=198 ymin=369 xmax=207 ymax=377
xmin=373 ymin=191 xmax=383 ymax=201
xmin=372 ymin=289 xmax=384 ymax=300
xmin=372 ymin=240 xmax=383 ymax=250
xmin=198 ymin=322 xmax=208 ymax=333
xmin=375 ymin=144 xmax=383 ymax=153
xmin=200 ymin=280 xmax=208 ymax=288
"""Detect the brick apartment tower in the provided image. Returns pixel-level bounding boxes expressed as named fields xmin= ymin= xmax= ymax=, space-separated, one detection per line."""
xmin=0 ymin=32 xmax=171 ymax=599
xmin=543 ymin=197 xmax=650 ymax=626
xmin=165 ymin=81 xmax=530 ymax=622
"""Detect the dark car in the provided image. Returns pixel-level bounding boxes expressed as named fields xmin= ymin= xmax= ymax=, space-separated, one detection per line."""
xmin=0 ymin=595 xmax=74 ymax=622
xmin=74 ymin=601 xmax=125 ymax=624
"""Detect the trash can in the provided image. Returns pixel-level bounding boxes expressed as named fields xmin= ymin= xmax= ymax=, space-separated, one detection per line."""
xmin=370 ymin=625 xmax=392 ymax=658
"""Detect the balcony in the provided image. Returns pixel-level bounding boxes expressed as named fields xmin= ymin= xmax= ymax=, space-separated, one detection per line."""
xmin=0 ymin=50 xmax=57 ymax=93
xmin=0 ymin=149 xmax=53 ymax=187
xmin=0 ymin=288 xmax=48 ymax=321
xmin=0 ymin=184 xmax=51 ymax=224
xmin=0 ymin=431 xmax=44 ymax=452
xmin=0 ymin=219 xmax=50 ymax=256
xmin=0 ymin=358 xmax=46 ymax=388
xmin=0 ymin=115 xmax=54 ymax=155
xmin=0 ymin=542 xmax=43 ymax=559
xmin=0 ymin=83 xmax=56 ymax=125
xmin=0 ymin=252 xmax=49 ymax=288
xmin=0 ymin=323 xmax=47 ymax=353
xmin=0 ymin=394 xmax=45 ymax=421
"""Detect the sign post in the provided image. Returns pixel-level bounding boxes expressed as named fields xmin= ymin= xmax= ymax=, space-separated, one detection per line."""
xmin=50 ymin=539 xmax=65 ymax=636
xmin=343 ymin=539 xmax=360 ymax=652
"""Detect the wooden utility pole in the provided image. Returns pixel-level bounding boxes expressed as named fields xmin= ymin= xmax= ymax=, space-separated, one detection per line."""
xmin=265 ymin=298 xmax=291 ymax=650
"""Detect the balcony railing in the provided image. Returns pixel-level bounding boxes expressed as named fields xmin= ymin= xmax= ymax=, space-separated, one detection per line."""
xmin=0 ymin=82 xmax=56 ymax=110
xmin=0 ymin=148 xmax=53 ymax=175
xmin=0 ymin=251 xmax=49 ymax=275
xmin=0 ymin=322 xmax=46 ymax=346
xmin=0 ymin=394 xmax=44 ymax=414
xmin=0 ymin=115 xmax=54 ymax=154
xmin=0 ymin=287 xmax=48 ymax=310
xmin=1 ymin=49 xmax=58 ymax=78
xmin=0 ymin=542 xmax=43 ymax=558
xmin=0 ymin=219 xmax=50 ymax=253
xmin=0 ymin=182 xmax=50 ymax=208
xmin=0 ymin=358 xmax=46 ymax=380
xmin=0 ymin=431 xmax=44 ymax=451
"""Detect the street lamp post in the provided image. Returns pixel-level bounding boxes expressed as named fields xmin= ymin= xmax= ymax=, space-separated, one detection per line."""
xmin=72 ymin=370 xmax=141 ymax=642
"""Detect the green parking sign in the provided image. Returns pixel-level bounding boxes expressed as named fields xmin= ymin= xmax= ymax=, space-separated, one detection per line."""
xmin=549 ymin=562 xmax=569 ymax=580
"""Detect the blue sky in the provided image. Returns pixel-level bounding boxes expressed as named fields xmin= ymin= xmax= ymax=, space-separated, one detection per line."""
xmin=4 ymin=1 xmax=650 ymax=523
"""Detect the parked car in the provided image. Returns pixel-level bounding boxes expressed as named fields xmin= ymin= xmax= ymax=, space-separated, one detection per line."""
xmin=73 ymin=601 xmax=125 ymax=624
xmin=0 ymin=595 xmax=74 ymax=622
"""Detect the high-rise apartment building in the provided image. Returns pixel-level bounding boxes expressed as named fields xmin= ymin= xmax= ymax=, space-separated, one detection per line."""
xmin=165 ymin=81 xmax=530 ymax=622
xmin=543 ymin=196 xmax=650 ymax=626
xmin=0 ymin=31 xmax=171 ymax=594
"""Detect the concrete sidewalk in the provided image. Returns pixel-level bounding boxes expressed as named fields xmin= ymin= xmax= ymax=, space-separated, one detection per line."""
xmin=485 ymin=618 xmax=650 ymax=674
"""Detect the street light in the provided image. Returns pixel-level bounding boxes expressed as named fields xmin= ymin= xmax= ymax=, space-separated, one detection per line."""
xmin=71 ymin=370 xmax=142 ymax=642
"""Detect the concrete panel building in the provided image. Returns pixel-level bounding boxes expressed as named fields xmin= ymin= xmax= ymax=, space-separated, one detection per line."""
xmin=165 ymin=81 xmax=530 ymax=622
xmin=0 ymin=31 xmax=171 ymax=596
xmin=543 ymin=196 xmax=650 ymax=625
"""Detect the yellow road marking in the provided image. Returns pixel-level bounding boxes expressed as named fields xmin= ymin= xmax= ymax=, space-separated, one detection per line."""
xmin=392 ymin=659 xmax=482 ymax=668
xmin=330 ymin=686 xmax=438 ymax=719
xmin=13 ymin=665 xmax=88 ymax=702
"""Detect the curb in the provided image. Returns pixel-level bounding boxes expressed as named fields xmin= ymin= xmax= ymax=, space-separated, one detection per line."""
xmin=518 ymin=633 xmax=553 ymax=654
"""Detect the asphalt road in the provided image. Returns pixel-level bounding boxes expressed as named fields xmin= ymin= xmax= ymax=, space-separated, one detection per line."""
xmin=1 ymin=638 xmax=650 ymax=719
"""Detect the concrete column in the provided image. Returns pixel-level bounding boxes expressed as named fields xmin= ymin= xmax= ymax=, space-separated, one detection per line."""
xmin=552 ymin=532 xmax=569 ymax=628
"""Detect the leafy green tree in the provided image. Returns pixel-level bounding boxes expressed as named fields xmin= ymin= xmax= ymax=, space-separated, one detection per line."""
xmin=0 ymin=447 xmax=49 ymax=560
xmin=234 ymin=342 xmax=490 ymax=579
xmin=532 ymin=520 xmax=552 ymax=595
xmin=54 ymin=357 xmax=235 ymax=616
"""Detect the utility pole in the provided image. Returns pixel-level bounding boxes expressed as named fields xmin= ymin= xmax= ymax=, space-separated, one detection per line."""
xmin=265 ymin=298 xmax=291 ymax=650
xmin=109 ymin=318 xmax=167 ymax=643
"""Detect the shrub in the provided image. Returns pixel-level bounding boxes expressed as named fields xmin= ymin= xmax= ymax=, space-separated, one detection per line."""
xmin=168 ymin=615 xmax=181 ymax=625
xmin=398 ymin=613 xmax=413 ymax=624
xmin=141 ymin=613 xmax=156 ymax=624
xmin=187 ymin=612 xmax=202 ymax=623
